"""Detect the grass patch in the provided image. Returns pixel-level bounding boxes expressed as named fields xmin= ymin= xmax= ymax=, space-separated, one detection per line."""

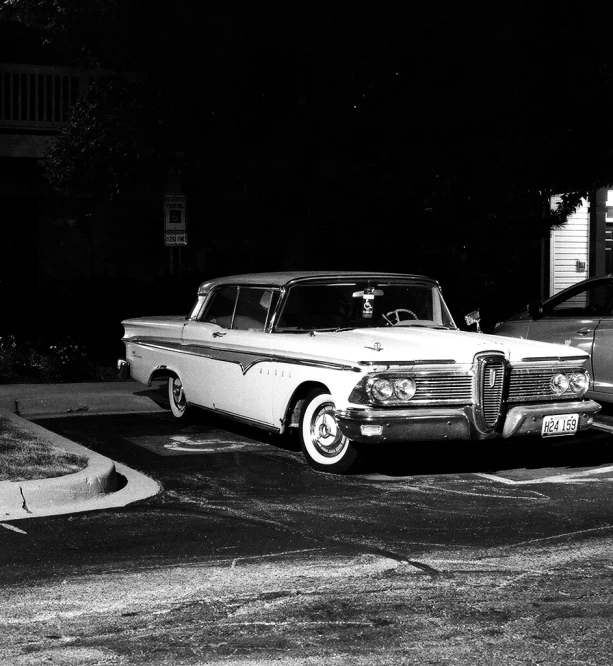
xmin=0 ymin=417 xmax=88 ymax=482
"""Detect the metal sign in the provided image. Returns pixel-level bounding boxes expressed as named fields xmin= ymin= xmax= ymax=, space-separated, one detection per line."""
xmin=164 ymin=193 xmax=186 ymax=232
xmin=164 ymin=232 xmax=188 ymax=246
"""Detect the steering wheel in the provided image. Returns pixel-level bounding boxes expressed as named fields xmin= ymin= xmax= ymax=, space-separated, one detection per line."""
xmin=379 ymin=308 xmax=418 ymax=326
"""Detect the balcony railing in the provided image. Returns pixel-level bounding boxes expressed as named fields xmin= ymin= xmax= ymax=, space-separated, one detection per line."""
xmin=0 ymin=63 xmax=89 ymax=130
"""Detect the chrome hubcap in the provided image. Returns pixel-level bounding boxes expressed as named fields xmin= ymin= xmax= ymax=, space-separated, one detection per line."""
xmin=172 ymin=380 xmax=185 ymax=408
xmin=311 ymin=406 xmax=345 ymax=457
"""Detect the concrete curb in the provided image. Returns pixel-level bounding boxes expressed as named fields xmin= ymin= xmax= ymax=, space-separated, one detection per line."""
xmin=0 ymin=409 xmax=118 ymax=518
xmin=0 ymin=381 xmax=167 ymax=418
xmin=0 ymin=407 xmax=161 ymax=521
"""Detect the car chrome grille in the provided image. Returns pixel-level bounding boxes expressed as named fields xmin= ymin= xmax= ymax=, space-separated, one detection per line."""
xmin=507 ymin=366 xmax=586 ymax=402
xmin=413 ymin=374 xmax=473 ymax=403
xmin=480 ymin=356 xmax=506 ymax=428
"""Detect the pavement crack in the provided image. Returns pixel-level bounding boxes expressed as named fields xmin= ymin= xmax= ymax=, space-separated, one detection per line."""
xmin=147 ymin=493 xmax=442 ymax=577
xmin=361 ymin=546 xmax=441 ymax=576
xmin=403 ymin=559 xmax=441 ymax=576
xmin=19 ymin=486 xmax=32 ymax=514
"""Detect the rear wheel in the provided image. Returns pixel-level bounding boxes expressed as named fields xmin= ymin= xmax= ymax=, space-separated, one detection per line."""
xmin=168 ymin=376 xmax=188 ymax=418
xmin=299 ymin=388 xmax=362 ymax=473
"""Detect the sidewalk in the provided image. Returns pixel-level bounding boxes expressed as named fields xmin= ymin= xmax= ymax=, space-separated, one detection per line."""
xmin=0 ymin=381 xmax=165 ymax=522
xmin=0 ymin=380 xmax=169 ymax=419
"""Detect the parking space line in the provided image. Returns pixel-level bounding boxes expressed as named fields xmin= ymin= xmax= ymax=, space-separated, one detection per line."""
xmin=476 ymin=464 xmax=613 ymax=485
xmin=418 ymin=483 xmax=545 ymax=499
xmin=0 ymin=522 xmax=27 ymax=534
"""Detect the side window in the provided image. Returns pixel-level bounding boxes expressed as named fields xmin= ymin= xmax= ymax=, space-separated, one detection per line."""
xmin=233 ymin=288 xmax=277 ymax=331
xmin=199 ymin=286 xmax=238 ymax=327
xmin=547 ymin=282 xmax=613 ymax=317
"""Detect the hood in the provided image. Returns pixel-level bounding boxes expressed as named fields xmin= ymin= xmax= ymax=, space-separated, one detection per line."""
xmin=286 ymin=326 xmax=589 ymax=366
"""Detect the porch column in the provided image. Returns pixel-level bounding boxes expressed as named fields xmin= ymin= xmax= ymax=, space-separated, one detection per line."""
xmin=589 ymin=187 xmax=607 ymax=277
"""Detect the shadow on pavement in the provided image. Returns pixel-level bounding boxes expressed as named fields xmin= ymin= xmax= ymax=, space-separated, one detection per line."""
xmin=356 ymin=429 xmax=613 ymax=478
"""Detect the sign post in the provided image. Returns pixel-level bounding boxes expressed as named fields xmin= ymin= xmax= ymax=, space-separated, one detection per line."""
xmin=164 ymin=193 xmax=187 ymax=246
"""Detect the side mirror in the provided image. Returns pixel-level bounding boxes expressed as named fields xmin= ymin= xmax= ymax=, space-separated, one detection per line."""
xmin=527 ymin=301 xmax=544 ymax=319
xmin=464 ymin=309 xmax=481 ymax=333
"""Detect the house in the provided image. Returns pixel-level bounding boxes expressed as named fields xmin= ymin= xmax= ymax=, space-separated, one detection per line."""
xmin=547 ymin=188 xmax=610 ymax=298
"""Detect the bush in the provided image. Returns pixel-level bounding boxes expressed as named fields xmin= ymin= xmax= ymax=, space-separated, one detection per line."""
xmin=0 ymin=334 xmax=119 ymax=384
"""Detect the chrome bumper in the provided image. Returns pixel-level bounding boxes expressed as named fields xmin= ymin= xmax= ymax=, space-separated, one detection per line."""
xmin=336 ymin=407 xmax=473 ymax=443
xmin=336 ymin=399 xmax=601 ymax=444
xmin=501 ymin=400 xmax=601 ymax=438
xmin=117 ymin=358 xmax=130 ymax=381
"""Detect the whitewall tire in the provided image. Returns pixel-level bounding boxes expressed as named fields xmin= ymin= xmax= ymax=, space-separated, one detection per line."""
xmin=299 ymin=388 xmax=362 ymax=474
xmin=168 ymin=376 xmax=188 ymax=419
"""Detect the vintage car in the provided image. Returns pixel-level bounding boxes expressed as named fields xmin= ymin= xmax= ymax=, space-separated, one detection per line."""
xmin=494 ymin=274 xmax=613 ymax=404
xmin=118 ymin=271 xmax=601 ymax=473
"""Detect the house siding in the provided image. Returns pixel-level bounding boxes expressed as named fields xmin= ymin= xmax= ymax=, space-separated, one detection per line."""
xmin=549 ymin=197 xmax=590 ymax=296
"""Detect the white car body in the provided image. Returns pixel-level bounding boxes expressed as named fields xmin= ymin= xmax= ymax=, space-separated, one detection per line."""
xmin=118 ymin=271 xmax=600 ymax=473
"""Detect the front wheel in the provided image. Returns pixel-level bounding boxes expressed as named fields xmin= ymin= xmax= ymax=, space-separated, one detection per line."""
xmin=168 ymin=375 xmax=188 ymax=418
xmin=299 ymin=389 xmax=362 ymax=474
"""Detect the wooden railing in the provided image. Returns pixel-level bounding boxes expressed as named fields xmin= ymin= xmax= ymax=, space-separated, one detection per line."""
xmin=0 ymin=63 xmax=89 ymax=130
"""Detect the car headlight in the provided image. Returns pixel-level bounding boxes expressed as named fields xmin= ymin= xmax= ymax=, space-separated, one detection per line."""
xmin=368 ymin=376 xmax=417 ymax=403
xmin=371 ymin=378 xmax=394 ymax=401
xmin=569 ymin=371 xmax=589 ymax=395
xmin=394 ymin=377 xmax=416 ymax=401
xmin=551 ymin=373 xmax=570 ymax=395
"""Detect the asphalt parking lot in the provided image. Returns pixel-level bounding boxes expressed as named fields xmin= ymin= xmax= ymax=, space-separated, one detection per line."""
xmin=4 ymin=388 xmax=613 ymax=664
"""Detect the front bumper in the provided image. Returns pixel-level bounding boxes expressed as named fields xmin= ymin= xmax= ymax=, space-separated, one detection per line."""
xmin=336 ymin=406 xmax=473 ymax=443
xmin=501 ymin=400 xmax=601 ymax=438
xmin=336 ymin=399 xmax=602 ymax=444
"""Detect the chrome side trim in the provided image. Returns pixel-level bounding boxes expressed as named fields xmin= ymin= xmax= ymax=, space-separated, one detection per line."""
xmin=520 ymin=355 xmax=588 ymax=363
xmin=128 ymin=338 xmax=362 ymax=374
xmin=358 ymin=359 xmax=456 ymax=367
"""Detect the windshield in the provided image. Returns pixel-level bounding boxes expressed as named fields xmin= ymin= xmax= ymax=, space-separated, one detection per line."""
xmin=275 ymin=281 xmax=456 ymax=331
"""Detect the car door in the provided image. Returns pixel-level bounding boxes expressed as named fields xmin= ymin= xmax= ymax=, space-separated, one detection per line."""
xmin=526 ymin=279 xmax=613 ymax=389
xmin=589 ymin=311 xmax=613 ymax=397
xmin=182 ymin=285 xmax=278 ymax=426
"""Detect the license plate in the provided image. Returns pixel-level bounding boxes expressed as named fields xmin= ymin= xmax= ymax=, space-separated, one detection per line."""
xmin=541 ymin=413 xmax=579 ymax=437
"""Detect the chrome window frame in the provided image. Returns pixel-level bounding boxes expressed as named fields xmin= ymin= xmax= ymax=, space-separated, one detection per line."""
xmin=270 ymin=277 xmax=457 ymax=332
xmin=191 ymin=283 xmax=283 ymax=332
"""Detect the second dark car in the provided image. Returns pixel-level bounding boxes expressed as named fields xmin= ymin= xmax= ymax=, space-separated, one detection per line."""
xmin=494 ymin=275 xmax=613 ymax=404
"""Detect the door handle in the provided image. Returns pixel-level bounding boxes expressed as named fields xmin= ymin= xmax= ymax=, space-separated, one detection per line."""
xmin=576 ymin=328 xmax=593 ymax=335
xmin=213 ymin=331 xmax=227 ymax=338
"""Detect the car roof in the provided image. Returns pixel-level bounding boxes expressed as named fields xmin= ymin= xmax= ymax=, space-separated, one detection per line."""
xmin=197 ymin=271 xmax=436 ymax=295
xmin=545 ymin=274 xmax=613 ymax=302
